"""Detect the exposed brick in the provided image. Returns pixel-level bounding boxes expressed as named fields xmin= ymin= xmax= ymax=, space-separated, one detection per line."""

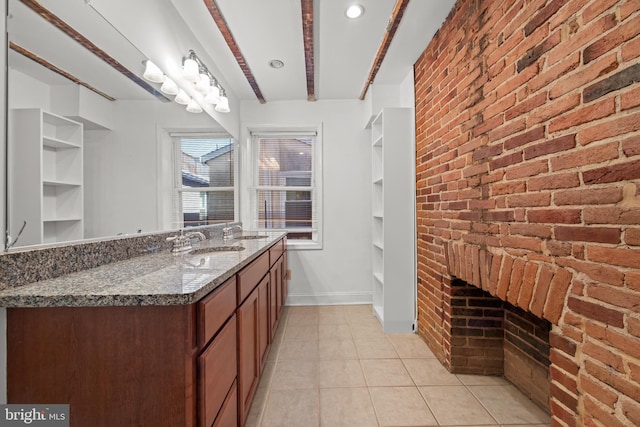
xmin=528 ymin=172 xmax=580 ymax=191
xmin=504 ymin=127 xmax=546 ymax=150
xmin=583 ymin=14 xmax=640 ymax=64
xmin=544 ymin=268 xmax=573 ymax=323
xmin=587 ymin=284 xmax=640 ymax=312
xmin=626 ymin=228 xmax=640 ymax=246
xmin=554 ymin=226 xmax=621 ymax=244
xmin=583 ymin=159 xmax=640 ymax=184
xmin=530 ymin=265 xmax=554 ymax=317
xmin=583 ymin=63 xmax=640 ymax=103
xmin=588 ymin=246 xmax=640 ymax=269
xmin=622 ymin=399 xmax=640 ymax=427
xmin=567 ymin=296 xmax=624 ymax=328
xmin=506 ymin=92 xmax=548 ymax=121
xmin=524 ymin=0 xmax=564 ymax=36
xmin=621 ymin=85 xmax=640 ymax=111
xmin=524 ymin=134 xmax=576 ymax=160
xmin=528 ymin=209 xmax=581 ymax=224
xmin=550 ymin=141 xmax=620 ymax=172
xmin=556 ymin=258 xmax=625 ymax=287
xmin=549 ymin=98 xmax=616 ymax=133
xmin=505 ymin=160 xmax=548 ymax=179
xmin=584 ymin=207 xmax=640 ymax=225
xmin=554 ymin=187 xmax=623 ymax=205
xmin=583 ymin=340 xmax=625 ymax=372
xmin=578 ymin=111 xmax=640 ymax=146
xmin=579 ymin=375 xmax=618 ymax=409
xmin=518 ymin=262 xmax=540 ymax=308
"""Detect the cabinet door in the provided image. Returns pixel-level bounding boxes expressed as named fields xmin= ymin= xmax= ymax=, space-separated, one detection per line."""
xmin=198 ymin=315 xmax=237 ymax=427
xmin=281 ymin=250 xmax=288 ymax=310
xmin=237 ymin=288 xmax=259 ymax=427
xmin=257 ymin=274 xmax=270 ymax=373
xmin=269 ymin=257 xmax=282 ymax=339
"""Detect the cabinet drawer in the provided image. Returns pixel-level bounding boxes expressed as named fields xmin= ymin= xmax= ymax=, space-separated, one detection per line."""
xmin=269 ymin=239 xmax=284 ymax=266
xmin=199 ymin=315 xmax=237 ymax=427
xmin=198 ymin=276 xmax=237 ymax=348
xmin=237 ymin=251 xmax=269 ymax=304
xmin=212 ymin=380 xmax=237 ymax=427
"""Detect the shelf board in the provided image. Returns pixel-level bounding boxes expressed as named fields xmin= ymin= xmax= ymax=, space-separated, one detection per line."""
xmin=373 ymin=242 xmax=384 ymax=251
xmin=43 ymin=180 xmax=82 ymax=187
xmin=43 ymin=136 xmax=81 ymax=150
xmin=373 ymin=177 xmax=383 ymax=185
xmin=43 ymin=217 xmax=82 ymax=223
xmin=373 ymin=214 xmax=384 ymax=220
xmin=373 ymin=135 xmax=383 ymax=147
xmin=373 ymin=272 xmax=384 ymax=285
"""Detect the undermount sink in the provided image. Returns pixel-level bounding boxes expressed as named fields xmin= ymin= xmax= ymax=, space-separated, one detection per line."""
xmin=189 ymin=246 xmax=246 ymax=255
xmin=234 ymin=235 xmax=268 ymax=240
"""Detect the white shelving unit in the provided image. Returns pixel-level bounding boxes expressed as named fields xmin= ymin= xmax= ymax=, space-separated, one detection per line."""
xmin=9 ymin=108 xmax=84 ymax=246
xmin=370 ymin=107 xmax=416 ymax=333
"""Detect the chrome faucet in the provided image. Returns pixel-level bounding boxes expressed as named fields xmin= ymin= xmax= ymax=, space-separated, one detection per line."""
xmin=222 ymin=226 xmax=234 ymax=242
xmin=185 ymin=231 xmax=206 ymax=242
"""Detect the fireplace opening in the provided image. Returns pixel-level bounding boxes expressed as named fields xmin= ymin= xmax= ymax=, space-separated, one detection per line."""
xmin=450 ymin=278 xmax=551 ymax=412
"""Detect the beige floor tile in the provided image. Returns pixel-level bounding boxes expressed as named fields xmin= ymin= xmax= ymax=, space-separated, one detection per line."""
xmin=319 ymin=338 xmax=358 ymax=359
xmin=320 ymin=388 xmax=378 ymax=427
xmin=318 ymin=310 xmax=349 ymax=325
xmin=287 ymin=310 xmax=319 ymax=325
xmin=283 ymin=323 xmax=319 ymax=341
xmin=319 ymin=323 xmax=352 ymax=340
xmin=270 ymin=359 xmax=318 ymax=390
xmin=361 ymin=359 xmax=413 ymax=386
xmin=278 ymin=339 xmax=319 ymax=360
xmin=261 ymin=389 xmax=319 ymax=427
xmin=456 ymin=374 xmax=510 ymax=386
xmin=318 ymin=359 xmax=366 ymax=388
xmin=419 ymin=385 xmax=497 ymax=425
xmin=468 ymin=385 xmax=551 ymax=425
xmin=258 ymin=360 xmax=276 ymax=390
xmin=354 ymin=337 xmax=398 ymax=359
xmin=369 ymin=386 xmax=437 ymax=426
xmin=388 ymin=333 xmax=436 ymax=358
xmin=403 ymin=358 xmax=462 ymax=386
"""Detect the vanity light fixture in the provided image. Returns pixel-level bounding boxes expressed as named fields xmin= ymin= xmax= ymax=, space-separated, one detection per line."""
xmin=214 ymin=89 xmax=230 ymax=113
xmin=142 ymin=60 xmax=165 ymax=83
xmin=182 ymin=50 xmax=230 ymax=113
xmin=345 ymin=4 xmax=364 ymax=19
xmin=174 ymin=89 xmax=191 ymax=105
xmin=186 ymin=99 xmax=203 ymax=113
xmin=160 ymin=77 xmax=179 ymax=96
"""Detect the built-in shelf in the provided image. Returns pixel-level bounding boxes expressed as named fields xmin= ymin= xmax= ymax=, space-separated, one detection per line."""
xmin=368 ymin=108 xmax=416 ymax=333
xmin=10 ymin=108 xmax=84 ymax=246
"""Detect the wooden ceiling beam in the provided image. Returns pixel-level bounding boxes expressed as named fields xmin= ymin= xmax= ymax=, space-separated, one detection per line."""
xmin=19 ymin=0 xmax=170 ymax=102
xmin=301 ymin=0 xmax=315 ymax=101
xmin=359 ymin=0 xmax=411 ymax=101
xmin=203 ymin=0 xmax=266 ymax=104
xmin=10 ymin=42 xmax=115 ymax=101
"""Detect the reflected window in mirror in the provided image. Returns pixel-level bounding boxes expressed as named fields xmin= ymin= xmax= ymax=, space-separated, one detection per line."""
xmin=173 ymin=135 xmax=236 ymax=228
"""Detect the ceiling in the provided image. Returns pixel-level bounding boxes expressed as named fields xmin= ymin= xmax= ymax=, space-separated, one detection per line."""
xmin=7 ymin=0 xmax=456 ymax=105
xmin=173 ymin=0 xmax=456 ymax=102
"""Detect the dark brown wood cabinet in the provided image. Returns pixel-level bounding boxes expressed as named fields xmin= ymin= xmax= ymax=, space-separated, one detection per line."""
xmin=6 ymin=237 xmax=287 ymax=427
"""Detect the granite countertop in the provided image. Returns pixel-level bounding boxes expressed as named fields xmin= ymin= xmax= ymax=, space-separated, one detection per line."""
xmin=0 ymin=232 xmax=286 ymax=308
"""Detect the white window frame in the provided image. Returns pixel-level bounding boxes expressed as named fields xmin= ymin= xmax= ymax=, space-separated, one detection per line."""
xmin=246 ymin=126 xmax=323 ymax=250
xmin=171 ymin=132 xmax=238 ymax=228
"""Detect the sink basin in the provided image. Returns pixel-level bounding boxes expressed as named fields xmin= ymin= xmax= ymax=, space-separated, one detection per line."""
xmin=234 ymin=235 xmax=268 ymax=240
xmin=189 ymin=246 xmax=246 ymax=255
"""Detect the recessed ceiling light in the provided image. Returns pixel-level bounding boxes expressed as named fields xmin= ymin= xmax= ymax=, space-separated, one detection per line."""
xmin=345 ymin=4 xmax=364 ymax=19
xmin=269 ymin=59 xmax=285 ymax=69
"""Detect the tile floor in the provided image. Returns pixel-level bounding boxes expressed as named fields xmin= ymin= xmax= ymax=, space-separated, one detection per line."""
xmin=245 ymin=304 xmax=551 ymax=427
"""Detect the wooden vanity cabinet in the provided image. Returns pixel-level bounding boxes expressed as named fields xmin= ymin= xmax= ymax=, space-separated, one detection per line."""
xmin=6 ymin=236 xmax=288 ymax=427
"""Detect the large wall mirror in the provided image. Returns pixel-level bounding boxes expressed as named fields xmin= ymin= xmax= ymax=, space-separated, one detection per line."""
xmin=4 ymin=0 xmax=232 ymax=250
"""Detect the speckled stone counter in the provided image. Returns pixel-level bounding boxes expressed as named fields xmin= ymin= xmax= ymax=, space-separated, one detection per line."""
xmin=0 ymin=231 xmax=286 ymax=307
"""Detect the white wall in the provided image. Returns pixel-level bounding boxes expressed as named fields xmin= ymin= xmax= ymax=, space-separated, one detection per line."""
xmin=240 ymin=99 xmax=372 ymax=305
xmin=0 ymin=0 xmax=6 ymax=403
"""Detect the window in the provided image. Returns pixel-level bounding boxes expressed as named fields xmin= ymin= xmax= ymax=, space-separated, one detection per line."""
xmin=251 ymin=131 xmax=322 ymax=248
xmin=174 ymin=135 xmax=236 ymax=227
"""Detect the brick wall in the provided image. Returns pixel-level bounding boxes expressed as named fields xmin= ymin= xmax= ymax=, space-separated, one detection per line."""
xmin=504 ymin=302 xmax=551 ymax=410
xmin=414 ymin=0 xmax=640 ymax=426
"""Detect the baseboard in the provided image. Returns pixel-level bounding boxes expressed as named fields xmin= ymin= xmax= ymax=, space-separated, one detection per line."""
xmin=286 ymin=291 xmax=372 ymax=306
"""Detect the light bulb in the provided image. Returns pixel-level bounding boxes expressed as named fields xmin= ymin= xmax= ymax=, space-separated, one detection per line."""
xmin=345 ymin=4 xmax=364 ymax=19
xmin=186 ymin=99 xmax=203 ymax=113
xmin=160 ymin=77 xmax=179 ymax=95
xmin=196 ymin=73 xmax=211 ymax=94
xmin=183 ymin=58 xmax=199 ymax=83
xmin=174 ymin=89 xmax=191 ymax=105
xmin=204 ymin=84 xmax=221 ymax=104
xmin=142 ymin=60 xmax=164 ymax=83
xmin=215 ymin=95 xmax=230 ymax=113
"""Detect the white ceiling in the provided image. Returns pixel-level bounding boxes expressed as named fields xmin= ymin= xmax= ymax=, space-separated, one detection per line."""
xmin=175 ymin=0 xmax=456 ymax=101
xmin=8 ymin=0 xmax=455 ymax=104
